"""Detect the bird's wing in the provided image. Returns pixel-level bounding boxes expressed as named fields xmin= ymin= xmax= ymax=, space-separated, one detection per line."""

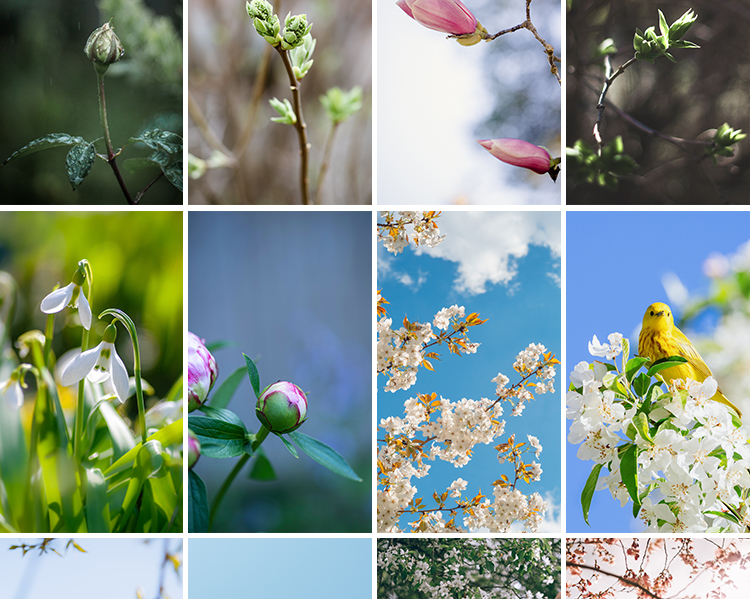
xmin=672 ymin=327 xmax=714 ymax=379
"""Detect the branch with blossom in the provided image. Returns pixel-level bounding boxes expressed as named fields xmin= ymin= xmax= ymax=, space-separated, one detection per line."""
xmin=568 ymin=332 xmax=750 ymax=532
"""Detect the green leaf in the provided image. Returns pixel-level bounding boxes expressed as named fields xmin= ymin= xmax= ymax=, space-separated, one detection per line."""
xmin=646 ymin=356 xmax=687 ymax=377
xmin=127 ymin=129 xmax=183 ymax=155
xmin=99 ymin=401 xmax=137 ymax=461
xmin=287 ymin=431 xmax=362 ymax=481
xmin=620 ymin=444 xmax=639 ymax=504
xmin=209 ymin=366 xmax=247 ymax=410
xmin=85 ymin=468 xmax=111 ymax=532
xmin=65 ymin=142 xmax=96 ymax=190
xmin=624 ymin=356 xmax=650 ymax=382
xmin=188 ymin=415 xmax=248 ymax=458
xmin=249 ymin=448 xmax=277 ymax=481
xmin=3 ymin=133 xmax=85 ymax=166
xmin=243 ymin=353 xmax=261 ymax=399
xmin=198 ymin=405 xmax=246 ymax=428
xmin=276 ymin=432 xmax=299 ymax=458
xmin=658 ymin=9 xmax=669 ymax=39
xmin=633 ymin=372 xmax=651 ymax=397
xmin=188 ymin=470 xmax=209 ymax=533
xmin=632 ymin=412 xmax=652 ymax=443
xmin=581 ymin=463 xmax=603 ymax=525
xmin=123 ymin=157 xmax=160 ymax=173
xmin=164 ymin=160 xmax=183 ymax=191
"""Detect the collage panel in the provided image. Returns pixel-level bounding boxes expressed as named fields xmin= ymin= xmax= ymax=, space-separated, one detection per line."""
xmin=566 ymin=538 xmax=750 ymax=598
xmin=566 ymin=0 xmax=749 ymax=204
xmin=0 ymin=212 xmax=183 ymax=533
xmin=187 ymin=211 xmax=371 ymax=532
xmin=566 ymin=211 xmax=750 ymax=534
xmin=378 ymin=0 xmax=562 ymax=205
xmin=376 ymin=210 xmax=561 ymax=533
xmin=0 ymin=0 xmax=183 ymax=205
xmin=187 ymin=0 xmax=372 ymax=205
xmin=379 ymin=538 xmax=561 ymax=599
xmin=2 ymin=537 xmax=183 ymax=599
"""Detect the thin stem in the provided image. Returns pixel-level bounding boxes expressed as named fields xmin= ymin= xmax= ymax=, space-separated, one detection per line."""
xmin=73 ymin=270 xmax=93 ymax=462
xmin=208 ymin=425 xmax=271 ymax=531
xmin=233 ymin=43 xmax=274 ymax=160
xmin=276 ymin=47 xmax=310 ymax=205
xmin=188 ymin=91 xmax=237 ymax=162
xmin=135 ymin=171 xmax=165 ymax=203
xmin=96 ymin=68 xmax=135 ymax=205
xmin=315 ymin=121 xmax=339 ymax=203
xmin=594 ymin=55 xmax=637 ymax=152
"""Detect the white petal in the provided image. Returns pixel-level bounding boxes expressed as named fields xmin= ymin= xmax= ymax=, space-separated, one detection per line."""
xmin=110 ymin=349 xmax=130 ymax=403
xmin=40 ymin=283 xmax=75 ymax=314
xmin=1 ymin=380 xmax=23 ymax=408
xmin=61 ymin=344 xmax=102 ymax=386
xmin=77 ymin=291 xmax=92 ymax=330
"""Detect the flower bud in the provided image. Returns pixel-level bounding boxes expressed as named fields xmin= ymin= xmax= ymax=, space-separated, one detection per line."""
xmin=396 ymin=0 xmax=487 ymax=45
xmin=188 ymin=332 xmax=219 ymax=412
xmin=84 ymin=21 xmax=124 ymax=72
xmin=256 ymin=381 xmax=308 ymax=434
xmin=281 ymin=13 xmax=313 ymax=51
xmin=478 ymin=138 xmax=556 ymax=176
xmin=188 ymin=429 xmax=201 ymax=469
xmin=247 ymin=0 xmax=282 ymax=46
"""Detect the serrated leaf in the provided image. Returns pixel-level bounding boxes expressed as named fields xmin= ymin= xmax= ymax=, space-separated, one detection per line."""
xmin=65 ymin=142 xmax=96 ymax=190
xmin=581 ymin=463 xmax=603 ymax=525
xmin=287 ymin=431 xmax=362 ymax=481
xmin=164 ymin=160 xmax=183 ymax=192
xmin=128 ymin=129 xmax=182 ymax=155
xmin=620 ymin=444 xmax=639 ymax=504
xmin=3 ymin=133 xmax=86 ymax=166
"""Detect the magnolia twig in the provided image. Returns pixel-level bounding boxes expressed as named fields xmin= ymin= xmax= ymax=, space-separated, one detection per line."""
xmin=276 ymin=47 xmax=311 ymax=205
xmin=486 ymin=0 xmax=561 ymax=84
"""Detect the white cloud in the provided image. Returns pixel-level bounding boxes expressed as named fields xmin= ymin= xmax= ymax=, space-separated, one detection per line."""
xmin=415 ymin=212 xmax=561 ymax=295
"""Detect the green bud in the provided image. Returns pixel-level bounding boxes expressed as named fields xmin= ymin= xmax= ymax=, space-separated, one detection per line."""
xmin=668 ymin=8 xmax=697 ymax=42
xmin=246 ymin=0 xmax=281 ymax=46
xmin=281 ymin=13 xmax=312 ymax=51
xmin=84 ymin=20 xmax=124 ymax=73
xmin=288 ymin=33 xmax=315 ymax=80
xmin=269 ymin=97 xmax=296 ymax=125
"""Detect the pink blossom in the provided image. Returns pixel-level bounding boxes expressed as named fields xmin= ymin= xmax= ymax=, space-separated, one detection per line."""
xmin=396 ymin=0 xmax=478 ymax=36
xmin=478 ymin=138 xmax=553 ymax=175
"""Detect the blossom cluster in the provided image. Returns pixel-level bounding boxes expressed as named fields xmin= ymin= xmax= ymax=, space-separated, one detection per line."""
xmin=377 ymin=343 xmax=558 ymax=533
xmin=377 ymin=211 xmax=445 ymax=255
xmin=567 ymin=332 xmax=750 ymax=532
xmin=377 ymin=302 xmax=481 ymax=393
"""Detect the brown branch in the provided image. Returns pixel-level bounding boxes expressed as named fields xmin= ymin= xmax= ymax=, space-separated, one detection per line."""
xmin=566 ymin=561 xmax=664 ymax=599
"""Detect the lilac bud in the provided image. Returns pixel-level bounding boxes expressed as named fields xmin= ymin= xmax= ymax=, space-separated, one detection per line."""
xmin=256 ymin=381 xmax=308 ymax=434
xmin=188 ymin=429 xmax=201 ymax=469
xmin=188 ymin=332 xmax=219 ymax=412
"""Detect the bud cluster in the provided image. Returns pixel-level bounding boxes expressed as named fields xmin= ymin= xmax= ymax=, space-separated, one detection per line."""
xmin=246 ymin=0 xmax=313 ymax=51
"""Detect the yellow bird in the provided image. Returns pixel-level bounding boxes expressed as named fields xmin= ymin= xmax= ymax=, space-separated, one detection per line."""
xmin=638 ymin=302 xmax=741 ymax=417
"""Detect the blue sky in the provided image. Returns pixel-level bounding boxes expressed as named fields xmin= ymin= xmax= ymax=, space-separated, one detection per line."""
xmin=188 ymin=538 xmax=371 ymax=599
xmin=566 ymin=210 xmax=750 ymax=533
xmin=1 ymin=538 xmax=182 ymax=599
xmin=377 ymin=211 xmax=562 ymax=531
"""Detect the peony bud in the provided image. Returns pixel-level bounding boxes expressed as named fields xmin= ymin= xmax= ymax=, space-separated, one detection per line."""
xmin=188 ymin=332 xmax=219 ymax=412
xmin=478 ymin=138 xmax=556 ymax=176
xmin=256 ymin=381 xmax=308 ymax=434
xmin=188 ymin=429 xmax=201 ymax=469
xmin=396 ymin=0 xmax=487 ymax=45
xmin=84 ymin=21 xmax=124 ymax=73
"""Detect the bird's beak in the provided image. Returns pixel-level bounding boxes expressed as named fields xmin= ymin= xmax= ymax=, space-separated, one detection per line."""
xmin=656 ymin=311 xmax=665 ymax=316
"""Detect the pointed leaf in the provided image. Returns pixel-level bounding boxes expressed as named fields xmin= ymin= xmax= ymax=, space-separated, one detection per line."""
xmin=127 ymin=129 xmax=183 ymax=155
xmin=188 ymin=415 xmax=248 ymax=458
xmin=243 ymin=353 xmax=261 ymax=399
xmin=164 ymin=160 xmax=183 ymax=192
xmin=288 ymin=431 xmax=362 ymax=481
xmin=621 ymin=444 xmax=639 ymax=504
xmin=276 ymin=432 xmax=299 ymax=458
xmin=65 ymin=142 xmax=96 ymax=190
xmin=3 ymin=133 xmax=85 ymax=166
xmin=249 ymin=448 xmax=277 ymax=481
xmin=188 ymin=470 xmax=209 ymax=533
xmin=581 ymin=463 xmax=603 ymax=525
xmin=85 ymin=468 xmax=111 ymax=532
xmin=209 ymin=366 xmax=247 ymax=410
xmin=647 ymin=356 xmax=687 ymax=377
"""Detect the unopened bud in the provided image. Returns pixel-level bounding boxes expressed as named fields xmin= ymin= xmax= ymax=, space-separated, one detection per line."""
xmin=84 ymin=21 xmax=124 ymax=72
xmin=256 ymin=381 xmax=308 ymax=434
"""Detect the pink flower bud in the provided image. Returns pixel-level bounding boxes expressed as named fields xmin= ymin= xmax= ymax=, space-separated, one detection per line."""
xmin=188 ymin=429 xmax=201 ymax=468
xmin=478 ymin=138 xmax=553 ymax=175
xmin=256 ymin=381 xmax=308 ymax=434
xmin=396 ymin=0 xmax=478 ymax=36
xmin=188 ymin=332 xmax=219 ymax=412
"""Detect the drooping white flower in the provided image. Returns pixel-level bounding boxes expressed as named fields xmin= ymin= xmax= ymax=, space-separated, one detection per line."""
xmin=40 ymin=264 xmax=92 ymax=330
xmin=61 ymin=323 xmax=128 ymax=403
xmin=0 ymin=374 xmax=23 ymax=408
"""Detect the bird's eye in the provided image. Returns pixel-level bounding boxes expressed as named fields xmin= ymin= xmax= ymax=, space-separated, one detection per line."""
xmin=650 ymin=311 xmax=654 ymax=316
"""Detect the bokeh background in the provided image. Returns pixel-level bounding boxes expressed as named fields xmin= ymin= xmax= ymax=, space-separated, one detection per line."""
xmin=188 ymin=211 xmax=371 ymax=532
xmin=0 ymin=0 xmax=182 ymax=205
xmin=378 ymin=0 xmax=561 ymax=205
xmin=0 ymin=212 xmax=183 ymax=420
xmin=567 ymin=0 xmax=750 ymax=204
xmin=566 ymin=211 xmax=750 ymax=532
xmin=188 ymin=0 xmax=372 ymax=204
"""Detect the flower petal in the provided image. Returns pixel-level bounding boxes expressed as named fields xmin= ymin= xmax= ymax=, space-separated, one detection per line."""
xmin=1 ymin=380 xmax=23 ymax=408
xmin=61 ymin=344 xmax=102 ymax=386
xmin=110 ymin=349 xmax=130 ymax=404
xmin=77 ymin=291 xmax=92 ymax=330
xmin=40 ymin=283 xmax=75 ymax=314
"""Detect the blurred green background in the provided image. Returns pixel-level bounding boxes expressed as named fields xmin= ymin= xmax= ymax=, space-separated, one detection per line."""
xmin=567 ymin=0 xmax=750 ymax=204
xmin=0 ymin=212 xmax=183 ymax=418
xmin=0 ymin=0 xmax=182 ymax=205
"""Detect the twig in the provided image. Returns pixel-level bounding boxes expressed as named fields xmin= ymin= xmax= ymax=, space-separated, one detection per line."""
xmin=97 ymin=70 xmax=135 ymax=205
xmin=135 ymin=171 xmax=165 ymax=204
xmin=234 ymin=42 xmax=274 ymax=160
xmin=593 ymin=54 xmax=637 ymax=151
xmin=315 ymin=121 xmax=339 ymax=203
xmin=188 ymin=91 xmax=237 ymax=164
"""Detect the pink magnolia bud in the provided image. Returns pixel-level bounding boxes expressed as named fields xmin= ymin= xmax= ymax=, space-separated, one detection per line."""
xmin=256 ymin=381 xmax=308 ymax=434
xmin=188 ymin=332 xmax=219 ymax=412
xmin=396 ymin=0 xmax=480 ymax=38
xmin=478 ymin=138 xmax=554 ymax=175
